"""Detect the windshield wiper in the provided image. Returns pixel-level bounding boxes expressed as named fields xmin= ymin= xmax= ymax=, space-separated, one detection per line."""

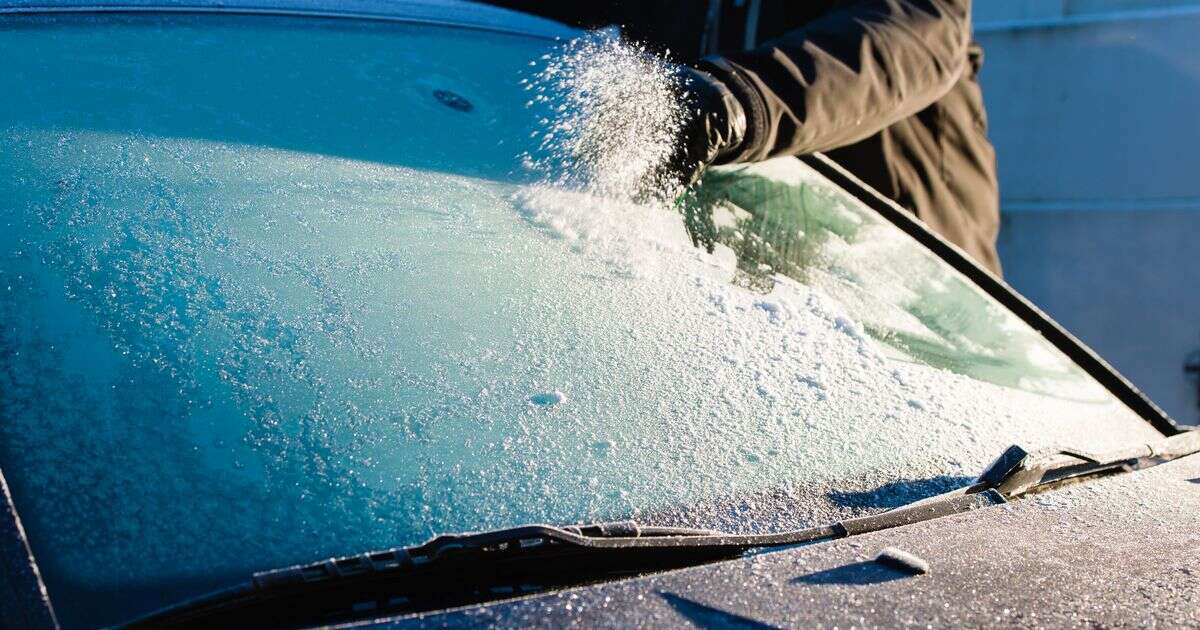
xmin=128 ymin=491 xmax=1000 ymax=628
xmin=130 ymin=430 xmax=1198 ymax=629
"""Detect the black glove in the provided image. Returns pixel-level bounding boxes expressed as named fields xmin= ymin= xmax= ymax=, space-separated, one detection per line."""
xmin=668 ymin=66 xmax=747 ymax=188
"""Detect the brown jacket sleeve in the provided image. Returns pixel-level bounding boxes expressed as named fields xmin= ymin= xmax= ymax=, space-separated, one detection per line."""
xmin=700 ymin=0 xmax=972 ymax=163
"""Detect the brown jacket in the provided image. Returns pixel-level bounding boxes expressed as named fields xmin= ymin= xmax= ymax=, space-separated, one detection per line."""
xmin=488 ymin=0 xmax=1002 ymax=274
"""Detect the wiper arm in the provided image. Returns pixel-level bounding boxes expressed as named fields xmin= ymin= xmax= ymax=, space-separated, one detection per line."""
xmin=129 ymin=491 xmax=1003 ymax=629
xmin=972 ymin=429 xmax=1200 ymax=499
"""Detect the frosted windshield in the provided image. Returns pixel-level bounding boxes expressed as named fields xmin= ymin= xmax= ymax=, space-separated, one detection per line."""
xmin=0 ymin=13 xmax=1159 ymax=627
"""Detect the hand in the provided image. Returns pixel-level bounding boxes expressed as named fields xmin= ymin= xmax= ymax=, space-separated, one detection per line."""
xmin=667 ymin=66 xmax=747 ymax=188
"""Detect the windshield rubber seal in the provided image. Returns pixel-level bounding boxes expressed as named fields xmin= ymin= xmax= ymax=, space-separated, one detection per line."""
xmin=798 ymin=152 xmax=1184 ymax=437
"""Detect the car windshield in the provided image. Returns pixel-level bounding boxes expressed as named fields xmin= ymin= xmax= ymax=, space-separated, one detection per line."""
xmin=0 ymin=11 xmax=1162 ymax=627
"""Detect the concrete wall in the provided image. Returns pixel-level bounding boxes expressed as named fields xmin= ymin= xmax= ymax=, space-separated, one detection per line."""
xmin=974 ymin=1 xmax=1200 ymax=424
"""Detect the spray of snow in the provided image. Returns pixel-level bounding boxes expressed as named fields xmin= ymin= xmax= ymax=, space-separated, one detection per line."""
xmin=522 ymin=31 xmax=688 ymax=201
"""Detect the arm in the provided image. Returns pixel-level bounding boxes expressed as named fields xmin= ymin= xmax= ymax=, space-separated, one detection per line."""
xmin=700 ymin=0 xmax=973 ymax=163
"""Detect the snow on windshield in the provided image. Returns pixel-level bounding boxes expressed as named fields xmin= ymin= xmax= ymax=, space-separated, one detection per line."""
xmin=0 ymin=13 xmax=1161 ymax=627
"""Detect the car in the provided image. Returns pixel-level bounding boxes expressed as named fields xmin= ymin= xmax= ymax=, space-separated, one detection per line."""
xmin=0 ymin=2 xmax=1196 ymax=628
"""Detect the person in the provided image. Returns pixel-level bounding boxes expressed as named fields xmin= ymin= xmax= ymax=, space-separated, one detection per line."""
xmin=485 ymin=0 xmax=1002 ymax=275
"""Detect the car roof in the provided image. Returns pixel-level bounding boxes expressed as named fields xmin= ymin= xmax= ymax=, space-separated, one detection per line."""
xmin=0 ymin=0 xmax=579 ymax=39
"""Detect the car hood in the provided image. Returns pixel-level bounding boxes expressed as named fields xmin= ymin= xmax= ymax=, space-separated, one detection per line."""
xmin=369 ymin=450 xmax=1200 ymax=627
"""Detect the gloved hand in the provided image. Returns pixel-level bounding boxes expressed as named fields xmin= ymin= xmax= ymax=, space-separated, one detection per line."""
xmin=667 ymin=66 xmax=748 ymax=188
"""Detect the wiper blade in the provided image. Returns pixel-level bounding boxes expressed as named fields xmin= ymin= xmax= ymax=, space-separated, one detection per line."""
xmin=127 ymin=521 xmax=744 ymax=629
xmin=129 ymin=492 xmax=1002 ymax=628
